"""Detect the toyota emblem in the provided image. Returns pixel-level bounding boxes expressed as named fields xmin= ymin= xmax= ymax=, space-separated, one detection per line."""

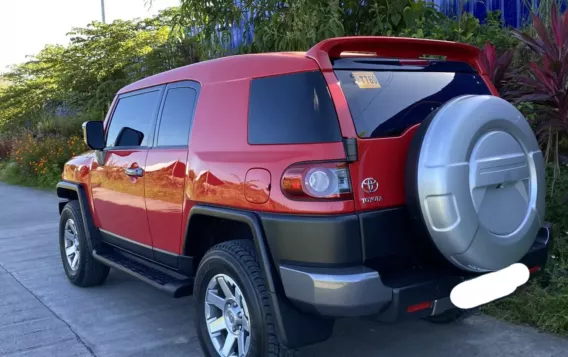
xmin=361 ymin=178 xmax=379 ymax=193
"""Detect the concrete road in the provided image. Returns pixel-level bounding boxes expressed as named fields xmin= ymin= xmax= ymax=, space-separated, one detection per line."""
xmin=1 ymin=182 xmax=567 ymax=357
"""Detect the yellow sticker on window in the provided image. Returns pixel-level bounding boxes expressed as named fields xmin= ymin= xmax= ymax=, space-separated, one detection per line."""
xmin=352 ymin=72 xmax=381 ymax=89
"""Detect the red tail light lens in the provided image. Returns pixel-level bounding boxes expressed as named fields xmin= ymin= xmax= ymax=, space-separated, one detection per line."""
xmin=281 ymin=162 xmax=352 ymax=200
xmin=407 ymin=301 xmax=432 ymax=313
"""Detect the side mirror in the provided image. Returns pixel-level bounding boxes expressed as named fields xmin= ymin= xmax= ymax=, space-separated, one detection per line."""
xmin=82 ymin=121 xmax=105 ymax=150
xmin=115 ymin=127 xmax=144 ymax=147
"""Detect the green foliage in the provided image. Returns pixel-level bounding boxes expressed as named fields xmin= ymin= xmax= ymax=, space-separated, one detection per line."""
xmin=0 ymin=134 xmax=12 ymax=160
xmin=252 ymin=0 xmax=345 ymax=52
xmin=174 ymin=0 xmax=518 ymax=55
xmin=398 ymin=9 xmax=518 ymax=50
xmin=0 ymin=111 xmax=96 ymax=189
xmin=0 ymin=77 xmax=10 ymax=90
xmin=0 ymin=160 xmax=60 ymax=189
xmin=0 ymin=7 xmax=200 ymax=191
xmin=0 ymin=7 xmax=198 ymax=132
xmin=2 ymin=132 xmax=86 ymax=189
xmin=510 ymin=4 xmax=568 ymax=184
xmin=476 ymin=11 xmax=519 ymax=51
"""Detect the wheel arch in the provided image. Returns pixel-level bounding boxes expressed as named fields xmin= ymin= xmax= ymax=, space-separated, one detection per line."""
xmin=183 ymin=205 xmax=277 ymax=293
xmin=183 ymin=205 xmax=334 ymax=348
xmin=56 ymin=181 xmax=102 ymax=250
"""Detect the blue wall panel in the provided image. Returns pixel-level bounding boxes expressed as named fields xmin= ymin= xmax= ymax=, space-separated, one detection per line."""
xmin=432 ymin=0 xmax=533 ymax=27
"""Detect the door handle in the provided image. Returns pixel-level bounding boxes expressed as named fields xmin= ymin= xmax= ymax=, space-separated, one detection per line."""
xmin=125 ymin=167 xmax=144 ymax=177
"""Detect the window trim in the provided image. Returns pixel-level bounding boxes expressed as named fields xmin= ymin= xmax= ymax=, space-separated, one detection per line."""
xmin=152 ymin=80 xmax=201 ymax=149
xmin=103 ymin=85 xmax=166 ymax=150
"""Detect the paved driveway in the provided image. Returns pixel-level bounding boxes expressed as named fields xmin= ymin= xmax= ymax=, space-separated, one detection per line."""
xmin=1 ymin=182 xmax=567 ymax=357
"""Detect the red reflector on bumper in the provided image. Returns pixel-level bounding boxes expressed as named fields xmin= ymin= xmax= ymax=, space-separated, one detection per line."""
xmin=529 ymin=266 xmax=541 ymax=274
xmin=407 ymin=301 xmax=432 ymax=313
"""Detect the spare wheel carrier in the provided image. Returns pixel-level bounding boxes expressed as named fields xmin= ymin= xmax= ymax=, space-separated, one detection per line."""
xmin=405 ymin=95 xmax=546 ymax=273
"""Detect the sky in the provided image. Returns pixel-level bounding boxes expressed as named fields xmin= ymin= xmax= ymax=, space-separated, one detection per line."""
xmin=0 ymin=0 xmax=181 ymax=73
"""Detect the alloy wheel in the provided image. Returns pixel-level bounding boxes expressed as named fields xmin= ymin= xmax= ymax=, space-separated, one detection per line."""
xmin=63 ymin=218 xmax=81 ymax=271
xmin=204 ymin=274 xmax=251 ymax=357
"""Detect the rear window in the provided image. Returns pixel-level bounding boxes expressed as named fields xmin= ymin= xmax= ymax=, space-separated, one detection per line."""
xmin=334 ymin=66 xmax=491 ymax=138
xmin=248 ymin=71 xmax=342 ymax=145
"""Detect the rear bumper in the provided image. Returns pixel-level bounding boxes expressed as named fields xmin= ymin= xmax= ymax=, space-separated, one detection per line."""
xmin=279 ymin=265 xmax=391 ymax=317
xmin=276 ymin=224 xmax=551 ymax=319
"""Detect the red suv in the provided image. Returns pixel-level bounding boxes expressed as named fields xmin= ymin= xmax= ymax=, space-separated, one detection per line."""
xmin=57 ymin=37 xmax=551 ymax=357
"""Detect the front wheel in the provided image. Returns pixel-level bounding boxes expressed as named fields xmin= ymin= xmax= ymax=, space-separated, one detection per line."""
xmin=194 ymin=240 xmax=298 ymax=357
xmin=59 ymin=201 xmax=109 ymax=287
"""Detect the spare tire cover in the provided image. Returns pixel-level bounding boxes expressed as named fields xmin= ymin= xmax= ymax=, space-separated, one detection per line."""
xmin=405 ymin=95 xmax=545 ymax=273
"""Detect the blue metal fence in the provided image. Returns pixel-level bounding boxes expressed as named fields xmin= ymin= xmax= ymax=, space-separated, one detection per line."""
xmin=433 ymin=0 xmax=537 ymax=28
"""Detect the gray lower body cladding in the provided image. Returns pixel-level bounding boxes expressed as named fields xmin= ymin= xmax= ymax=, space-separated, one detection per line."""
xmin=261 ymin=207 xmax=441 ymax=273
xmin=260 ymin=210 xmax=551 ymax=319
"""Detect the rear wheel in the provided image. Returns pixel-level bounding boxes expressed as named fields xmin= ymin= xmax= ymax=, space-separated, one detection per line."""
xmin=194 ymin=240 xmax=298 ymax=357
xmin=59 ymin=201 xmax=109 ymax=287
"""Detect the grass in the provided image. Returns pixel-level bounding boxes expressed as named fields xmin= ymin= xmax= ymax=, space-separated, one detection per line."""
xmin=483 ymin=281 xmax=568 ymax=334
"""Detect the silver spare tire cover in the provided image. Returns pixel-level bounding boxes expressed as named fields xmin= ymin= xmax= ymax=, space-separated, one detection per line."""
xmin=405 ymin=95 xmax=545 ymax=272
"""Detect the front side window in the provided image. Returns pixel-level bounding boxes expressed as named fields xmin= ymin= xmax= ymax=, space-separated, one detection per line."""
xmin=106 ymin=90 xmax=161 ymax=147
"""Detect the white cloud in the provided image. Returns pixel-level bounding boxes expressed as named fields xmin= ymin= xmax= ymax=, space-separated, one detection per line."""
xmin=0 ymin=0 xmax=180 ymax=73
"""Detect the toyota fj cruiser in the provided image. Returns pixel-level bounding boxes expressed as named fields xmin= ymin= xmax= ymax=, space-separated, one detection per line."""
xmin=57 ymin=36 xmax=551 ymax=357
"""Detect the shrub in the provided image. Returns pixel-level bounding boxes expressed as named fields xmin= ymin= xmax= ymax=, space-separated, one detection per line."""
xmin=511 ymin=4 xmax=568 ymax=177
xmin=0 ymin=135 xmax=12 ymax=160
xmin=477 ymin=41 xmax=514 ymax=96
xmin=472 ymin=11 xmax=519 ymax=51
xmin=9 ymin=132 xmax=86 ymax=188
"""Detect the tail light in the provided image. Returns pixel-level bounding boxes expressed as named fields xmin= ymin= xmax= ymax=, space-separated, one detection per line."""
xmin=407 ymin=301 xmax=432 ymax=313
xmin=281 ymin=162 xmax=352 ymax=200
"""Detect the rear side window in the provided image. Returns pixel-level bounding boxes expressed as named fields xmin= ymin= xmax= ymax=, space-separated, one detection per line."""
xmin=106 ymin=90 xmax=161 ymax=147
xmin=248 ymin=71 xmax=342 ymax=145
xmin=334 ymin=70 xmax=491 ymax=138
xmin=156 ymin=87 xmax=197 ymax=146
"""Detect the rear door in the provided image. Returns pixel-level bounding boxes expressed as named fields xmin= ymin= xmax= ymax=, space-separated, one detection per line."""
xmin=145 ymin=81 xmax=199 ymax=268
xmin=332 ymin=59 xmax=492 ymax=211
xmin=91 ymin=86 xmax=164 ymax=258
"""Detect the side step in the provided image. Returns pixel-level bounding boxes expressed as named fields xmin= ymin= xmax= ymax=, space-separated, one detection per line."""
xmin=93 ymin=250 xmax=194 ymax=298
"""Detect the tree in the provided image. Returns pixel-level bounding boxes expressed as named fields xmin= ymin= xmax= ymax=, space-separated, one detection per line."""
xmin=0 ymin=7 xmax=198 ymax=131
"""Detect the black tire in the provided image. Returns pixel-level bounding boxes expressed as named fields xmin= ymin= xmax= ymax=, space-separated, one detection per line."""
xmin=424 ymin=307 xmax=477 ymax=324
xmin=59 ymin=201 xmax=109 ymax=287
xmin=194 ymin=239 xmax=299 ymax=357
